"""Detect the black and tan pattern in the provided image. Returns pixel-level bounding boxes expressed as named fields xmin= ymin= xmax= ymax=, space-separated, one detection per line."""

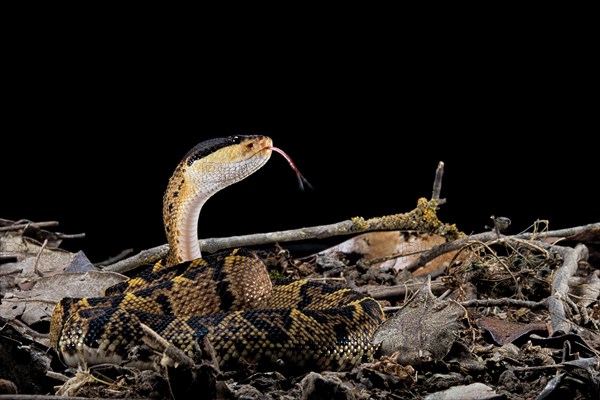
xmin=50 ymin=136 xmax=385 ymax=372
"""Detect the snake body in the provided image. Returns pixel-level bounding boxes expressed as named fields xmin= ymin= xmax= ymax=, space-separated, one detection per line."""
xmin=50 ymin=135 xmax=384 ymax=371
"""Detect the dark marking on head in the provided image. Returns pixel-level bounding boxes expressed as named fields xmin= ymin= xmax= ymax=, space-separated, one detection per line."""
xmin=185 ymin=135 xmax=258 ymax=166
xmin=168 ymin=203 xmax=174 ymax=213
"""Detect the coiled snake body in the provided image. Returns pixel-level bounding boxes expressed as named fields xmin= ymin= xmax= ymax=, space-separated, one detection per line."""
xmin=50 ymin=136 xmax=384 ymax=371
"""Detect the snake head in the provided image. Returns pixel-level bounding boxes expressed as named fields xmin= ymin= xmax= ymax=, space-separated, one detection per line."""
xmin=183 ymin=135 xmax=273 ymax=187
xmin=163 ymin=135 xmax=273 ymax=263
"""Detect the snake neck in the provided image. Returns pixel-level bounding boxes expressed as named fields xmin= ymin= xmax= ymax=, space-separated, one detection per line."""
xmin=162 ymin=165 xmax=209 ymax=266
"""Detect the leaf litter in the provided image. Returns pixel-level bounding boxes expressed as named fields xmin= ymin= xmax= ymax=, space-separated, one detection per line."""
xmin=1 ymin=217 xmax=599 ymax=399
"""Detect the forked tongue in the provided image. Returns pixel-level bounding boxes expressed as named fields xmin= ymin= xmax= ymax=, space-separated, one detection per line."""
xmin=263 ymin=146 xmax=313 ymax=191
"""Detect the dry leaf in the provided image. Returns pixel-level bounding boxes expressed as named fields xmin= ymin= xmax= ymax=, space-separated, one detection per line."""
xmin=318 ymin=230 xmax=457 ymax=273
xmin=373 ymin=278 xmax=467 ymax=365
xmin=0 ymin=271 xmax=127 ymax=326
xmin=476 ymin=317 xmax=547 ymax=345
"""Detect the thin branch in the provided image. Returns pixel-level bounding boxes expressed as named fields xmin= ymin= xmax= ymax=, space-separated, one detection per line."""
xmin=46 ymin=370 xmax=70 ymax=382
xmin=0 ymin=253 xmax=18 ymax=265
xmin=33 ymin=239 xmax=48 ymax=277
xmin=359 ymin=280 xmax=448 ymax=300
xmin=0 ymin=268 xmax=22 ymax=277
xmin=0 ymin=220 xmax=59 ymax=232
xmin=548 ymin=243 xmax=589 ymax=335
xmin=139 ymin=323 xmax=195 ymax=368
xmin=104 ymin=198 xmax=459 ymax=273
xmin=54 ymin=232 xmax=86 ymax=240
xmin=404 ymin=222 xmax=599 ymax=272
xmin=515 ymin=222 xmax=600 ymax=240
xmin=460 ymin=298 xmax=547 ymax=309
xmin=0 ymin=396 xmax=102 ymax=400
xmin=93 ymin=248 xmax=135 ymax=267
xmin=405 ymin=231 xmax=498 ymax=272
xmin=431 ymin=161 xmax=446 ymax=205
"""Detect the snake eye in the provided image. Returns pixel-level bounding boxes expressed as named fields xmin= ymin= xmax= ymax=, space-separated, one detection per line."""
xmin=231 ymin=135 xmax=241 ymax=144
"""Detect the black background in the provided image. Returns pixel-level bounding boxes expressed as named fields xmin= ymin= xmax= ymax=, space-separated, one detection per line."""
xmin=2 ymin=33 xmax=596 ymax=263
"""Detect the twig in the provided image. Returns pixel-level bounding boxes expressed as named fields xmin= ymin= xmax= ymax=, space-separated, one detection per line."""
xmin=515 ymin=222 xmax=600 ymax=240
xmin=139 ymin=323 xmax=195 ymax=368
xmin=46 ymin=370 xmax=70 ymax=382
xmin=431 ymin=161 xmax=446 ymax=205
xmin=93 ymin=248 xmax=135 ymax=267
xmin=405 ymin=231 xmax=498 ymax=272
xmin=5 ymin=317 xmax=51 ymax=340
xmin=0 ymin=254 xmax=17 ymax=264
xmin=33 ymin=239 xmax=48 ymax=277
xmin=104 ymin=198 xmax=459 ymax=273
xmin=404 ymin=223 xmax=598 ymax=272
xmin=548 ymin=243 xmax=589 ymax=335
xmin=0 ymin=396 xmax=105 ymax=400
xmin=54 ymin=232 xmax=86 ymax=240
xmin=359 ymin=280 xmax=448 ymax=300
xmin=0 ymin=268 xmax=22 ymax=277
xmin=460 ymin=298 xmax=547 ymax=309
xmin=0 ymin=220 xmax=59 ymax=232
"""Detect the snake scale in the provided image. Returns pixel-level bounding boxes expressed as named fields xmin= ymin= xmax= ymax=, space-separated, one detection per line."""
xmin=50 ymin=135 xmax=385 ymax=372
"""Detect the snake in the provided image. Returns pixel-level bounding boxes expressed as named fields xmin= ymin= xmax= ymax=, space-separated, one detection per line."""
xmin=49 ymin=135 xmax=385 ymax=372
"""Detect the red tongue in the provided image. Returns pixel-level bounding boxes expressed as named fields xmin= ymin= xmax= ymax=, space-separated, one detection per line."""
xmin=263 ymin=146 xmax=313 ymax=191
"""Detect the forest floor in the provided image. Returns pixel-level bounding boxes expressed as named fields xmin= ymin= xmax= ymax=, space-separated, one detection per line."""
xmin=1 ymin=211 xmax=599 ymax=399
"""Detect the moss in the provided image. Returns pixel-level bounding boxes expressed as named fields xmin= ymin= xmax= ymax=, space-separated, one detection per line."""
xmin=349 ymin=198 xmax=462 ymax=240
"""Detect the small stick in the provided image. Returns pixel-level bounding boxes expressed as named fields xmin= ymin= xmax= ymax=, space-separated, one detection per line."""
xmin=405 ymin=222 xmax=600 ymax=272
xmin=0 ymin=221 xmax=59 ymax=232
xmin=46 ymin=370 xmax=70 ymax=382
xmin=548 ymin=243 xmax=589 ymax=335
xmin=431 ymin=161 xmax=446 ymax=205
xmin=104 ymin=197 xmax=458 ymax=273
xmin=460 ymin=298 xmax=547 ymax=309
xmin=33 ymin=239 xmax=48 ymax=277
xmin=93 ymin=248 xmax=135 ymax=267
xmin=55 ymin=232 xmax=86 ymax=240
xmin=0 ymin=396 xmax=102 ymax=400
xmin=359 ymin=280 xmax=448 ymax=300
xmin=405 ymin=231 xmax=499 ymax=272
xmin=0 ymin=268 xmax=22 ymax=277
xmin=139 ymin=323 xmax=195 ymax=368
xmin=515 ymin=222 xmax=600 ymax=240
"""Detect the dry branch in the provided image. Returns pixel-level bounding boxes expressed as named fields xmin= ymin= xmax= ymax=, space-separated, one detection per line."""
xmin=405 ymin=222 xmax=599 ymax=272
xmin=460 ymin=298 xmax=547 ymax=309
xmin=548 ymin=243 xmax=589 ymax=334
xmin=104 ymin=198 xmax=459 ymax=273
xmin=93 ymin=248 xmax=134 ymax=267
xmin=140 ymin=323 xmax=195 ymax=368
xmin=0 ymin=396 xmax=102 ymax=400
xmin=431 ymin=161 xmax=446 ymax=204
xmin=360 ymin=280 xmax=448 ymax=300
xmin=0 ymin=220 xmax=59 ymax=232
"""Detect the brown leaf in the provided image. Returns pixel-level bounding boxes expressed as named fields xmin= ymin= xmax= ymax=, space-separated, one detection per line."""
xmin=0 ymin=271 xmax=127 ymax=326
xmin=318 ymin=231 xmax=458 ymax=273
xmin=476 ymin=316 xmax=547 ymax=345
